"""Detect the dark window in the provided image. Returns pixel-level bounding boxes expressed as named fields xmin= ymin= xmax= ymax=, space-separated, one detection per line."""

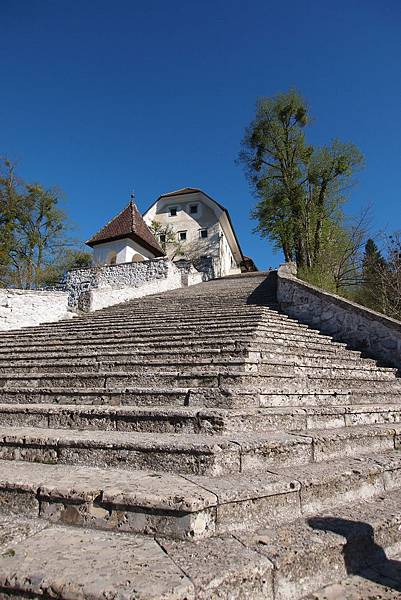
xmin=159 ymin=234 xmax=166 ymax=244
xmin=200 ymin=229 xmax=208 ymax=239
xmin=179 ymin=231 xmax=187 ymax=241
xmin=190 ymin=204 xmax=198 ymax=214
xmin=169 ymin=207 xmax=177 ymax=217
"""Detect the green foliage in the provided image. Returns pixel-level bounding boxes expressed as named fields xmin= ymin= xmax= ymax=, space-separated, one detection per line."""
xmin=0 ymin=158 xmax=79 ymax=289
xmin=354 ymin=239 xmax=386 ymax=311
xmin=240 ymin=89 xmax=364 ymax=271
xmin=149 ymin=220 xmax=182 ymax=257
xmin=39 ymin=249 xmax=92 ymax=287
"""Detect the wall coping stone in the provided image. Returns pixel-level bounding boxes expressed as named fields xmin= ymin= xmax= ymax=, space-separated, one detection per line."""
xmin=277 ymin=263 xmax=401 ymax=368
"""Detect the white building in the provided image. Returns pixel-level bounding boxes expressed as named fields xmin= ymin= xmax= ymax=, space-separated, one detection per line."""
xmin=86 ymin=200 xmax=164 ymax=265
xmin=143 ymin=188 xmax=244 ymax=278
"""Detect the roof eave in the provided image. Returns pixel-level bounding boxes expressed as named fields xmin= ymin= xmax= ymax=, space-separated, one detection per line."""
xmin=85 ymin=233 xmax=165 ymax=257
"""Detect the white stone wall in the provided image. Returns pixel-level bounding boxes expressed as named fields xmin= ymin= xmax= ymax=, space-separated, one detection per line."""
xmin=66 ymin=258 xmax=191 ymax=312
xmin=277 ymin=264 xmax=401 ymax=369
xmin=0 ymin=290 xmax=70 ymax=331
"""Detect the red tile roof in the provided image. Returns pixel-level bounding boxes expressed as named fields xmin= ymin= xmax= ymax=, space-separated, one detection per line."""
xmin=86 ymin=200 xmax=164 ymax=256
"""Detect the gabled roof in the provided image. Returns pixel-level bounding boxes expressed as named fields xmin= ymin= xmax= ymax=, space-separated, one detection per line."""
xmin=146 ymin=187 xmax=244 ymax=262
xmin=159 ymin=187 xmax=200 ymax=198
xmin=86 ymin=200 xmax=164 ymax=256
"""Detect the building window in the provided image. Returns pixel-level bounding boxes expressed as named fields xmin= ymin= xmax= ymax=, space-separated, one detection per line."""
xmin=132 ymin=253 xmax=145 ymax=263
xmin=189 ymin=204 xmax=198 ymax=215
xmin=200 ymin=229 xmax=208 ymax=239
xmin=159 ymin=234 xmax=166 ymax=244
xmin=178 ymin=231 xmax=187 ymax=241
xmin=169 ymin=206 xmax=177 ymax=217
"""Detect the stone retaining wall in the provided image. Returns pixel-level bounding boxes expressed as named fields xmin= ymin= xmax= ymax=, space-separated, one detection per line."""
xmin=0 ymin=289 xmax=70 ymax=331
xmin=65 ymin=258 xmax=187 ymax=312
xmin=277 ymin=263 xmax=401 ymax=369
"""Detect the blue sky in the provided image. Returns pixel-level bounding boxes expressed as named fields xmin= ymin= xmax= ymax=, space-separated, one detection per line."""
xmin=1 ymin=0 xmax=400 ymax=269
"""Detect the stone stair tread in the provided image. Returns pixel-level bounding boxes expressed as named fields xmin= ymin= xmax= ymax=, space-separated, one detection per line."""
xmin=0 ymin=514 xmax=195 ymax=600
xmin=0 ymin=425 xmax=305 ymax=451
xmin=234 ymin=487 xmax=401 ymax=600
xmin=306 ymin=573 xmax=401 ymax=600
xmin=0 ymin=459 xmax=298 ymax=512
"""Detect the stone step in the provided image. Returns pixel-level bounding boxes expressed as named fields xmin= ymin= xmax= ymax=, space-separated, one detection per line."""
xmin=0 ymin=323 xmax=262 ymax=346
xmin=234 ymin=487 xmax=401 ymax=600
xmin=0 ymin=349 xmax=378 ymax=373
xmin=0 ymin=401 xmax=401 ymax=435
xmin=306 ymin=562 xmax=401 ymax=599
xmin=0 ymin=386 xmax=399 ymax=410
xmin=0 ymin=325 xmax=339 ymax=351
xmin=1 ymin=369 xmax=400 ymax=393
xmin=0 ymin=339 xmax=254 ymax=359
xmin=2 ymin=485 xmax=400 ymax=600
xmin=0 ymin=357 xmax=392 ymax=379
xmin=0 ymin=460 xmax=298 ymax=540
xmin=0 ymin=515 xmax=199 ymax=600
xmin=0 ymin=314 xmax=266 ymax=339
xmin=2 ymin=450 xmax=401 ymax=541
xmin=0 ymin=386 xmax=241 ymax=408
xmin=0 ymin=426 xmax=313 ymax=475
xmin=1 ymin=403 xmax=401 ymax=434
xmin=0 ymin=424 xmax=399 ymax=475
xmin=0 ymin=338 xmax=357 ymax=362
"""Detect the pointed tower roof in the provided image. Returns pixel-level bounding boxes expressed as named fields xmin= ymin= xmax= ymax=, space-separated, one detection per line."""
xmin=86 ymin=200 xmax=164 ymax=256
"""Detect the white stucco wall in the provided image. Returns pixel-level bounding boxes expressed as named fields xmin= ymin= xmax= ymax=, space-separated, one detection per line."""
xmin=92 ymin=237 xmax=155 ymax=265
xmin=0 ymin=290 xmax=71 ymax=331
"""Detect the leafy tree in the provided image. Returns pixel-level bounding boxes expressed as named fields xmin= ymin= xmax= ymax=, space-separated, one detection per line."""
xmin=0 ymin=159 xmax=21 ymax=284
xmin=40 ymin=249 xmax=92 ymax=287
xmin=355 ymin=239 xmax=387 ymax=311
xmin=149 ymin=220 xmax=183 ymax=258
xmin=240 ymin=89 xmax=364 ymax=270
xmin=0 ymin=158 xmax=76 ymax=289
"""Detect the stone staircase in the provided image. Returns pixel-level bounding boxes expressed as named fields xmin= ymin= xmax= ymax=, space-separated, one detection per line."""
xmin=0 ymin=271 xmax=400 ymax=599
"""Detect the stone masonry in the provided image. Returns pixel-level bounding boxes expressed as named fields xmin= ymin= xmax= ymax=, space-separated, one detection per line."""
xmin=0 ymin=289 xmax=70 ymax=331
xmin=0 ymin=272 xmax=400 ymax=598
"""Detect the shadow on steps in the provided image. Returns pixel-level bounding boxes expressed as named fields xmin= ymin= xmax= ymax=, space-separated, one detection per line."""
xmin=308 ymin=516 xmax=401 ymax=593
xmin=246 ymin=271 xmax=279 ymax=307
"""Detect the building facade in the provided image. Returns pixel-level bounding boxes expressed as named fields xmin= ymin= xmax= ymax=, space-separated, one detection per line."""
xmin=86 ymin=200 xmax=164 ymax=265
xmin=143 ymin=188 xmax=243 ymax=278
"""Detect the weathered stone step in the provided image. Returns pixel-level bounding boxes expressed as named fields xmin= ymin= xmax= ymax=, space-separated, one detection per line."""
xmin=306 ymin=563 xmax=401 ymax=599
xmin=0 ymin=348 xmax=376 ymax=372
xmin=0 ymin=386 xmax=257 ymax=408
xmin=0 ymin=385 xmax=399 ymax=411
xmin=0 ymin=515 xmax=198 ymax=600
xmin=0 ymin=314 xmax=266 ymax=339
xmin=0 ymin=337 xmax=356 ymax=363
xmin=1 ymin=451 xmax=400 ymax=541
xmin=0 ymin=424 xmax=399 ymax=474
xmin=0 ymin=323 xmax=262 ymax=346
xmin=1 ymin=369 xmax=399 ymax=392
xmin=3 ymin=488 xmax=399 ymax=600
xmin=0 ymin=355 xmax=385 ymax=377
xmin=260 ymin=350 xmax=377 ymax=368
xmin=0 ymin=325 xmax=337 ymax=351
xmin=0 ymin=460 xmax=298 ymax=540
xmin=0 ymin=426 xmax=313 ymax=475
xmin=234 ymin=488 xmax=401 ymax=599
xmin=0 ymin=403 xmax=265 ymax=433
xmin=0 ymin=339 xmax=254 ymax=359
xmin=1 ymin=403 xmax=401 ymax=434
